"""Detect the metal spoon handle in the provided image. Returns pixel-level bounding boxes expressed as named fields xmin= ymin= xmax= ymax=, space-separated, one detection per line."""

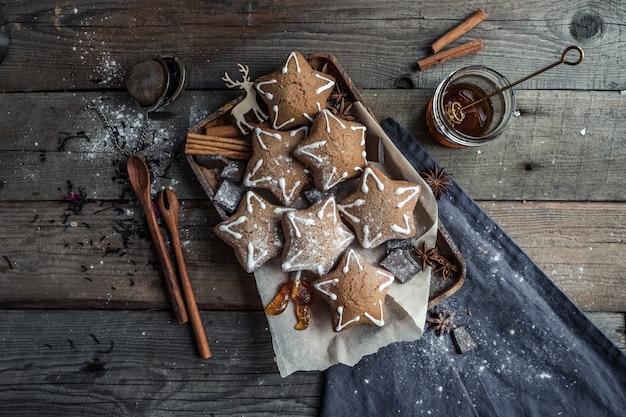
xmin=460 ymin=45 xmax=584 ymax=112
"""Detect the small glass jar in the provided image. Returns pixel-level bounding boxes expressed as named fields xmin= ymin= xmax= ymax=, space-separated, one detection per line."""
xmin=426 ymin=66 xmax=516 ymax=148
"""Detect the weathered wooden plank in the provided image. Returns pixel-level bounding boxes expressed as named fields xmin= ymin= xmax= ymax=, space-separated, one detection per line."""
xmin=0 ymin=90 xmax=624 ymax=202
xmin=0 ymin=200 xmax=258 ymax=310
xmin=585 ymin=312 xmax=626 ymax=352
xmin=1 ymin=200 xmax=624 ymax=312
xmin=0 ymin=309 xmax=323 ymax=416
xmin=0 ymin=309 xmax=622 ymax=416
xmin=478 ymin=200 xmax=626 ymax=312
xmin=0 ymin=1 xmax=623 ymax=92
xmin=367 ymin=89 xmax=626 ymax=202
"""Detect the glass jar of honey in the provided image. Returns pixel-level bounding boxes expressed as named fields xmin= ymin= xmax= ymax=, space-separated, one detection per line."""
xmin=426 ymin=66 xmax=516 ymax=148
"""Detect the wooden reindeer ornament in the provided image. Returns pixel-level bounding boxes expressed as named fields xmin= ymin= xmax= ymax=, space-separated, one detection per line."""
xmin=222 ymin=64 xmax=268 ymax=133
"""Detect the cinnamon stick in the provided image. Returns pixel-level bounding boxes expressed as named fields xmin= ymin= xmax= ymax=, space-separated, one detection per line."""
xmin=185 ymin=144 xmax=251 ymax=160
xmin=186 ymin=138 xmax=251 ymax=153
xmin=186 ymin=132 xmax=252 ymax=148
xmin=417 ymin=39 xmax=484 ymax=71
xmin=204 ymin=124 xmax=242 ymax=137
xmin=431 ymin=9 xmax=487 ymax=53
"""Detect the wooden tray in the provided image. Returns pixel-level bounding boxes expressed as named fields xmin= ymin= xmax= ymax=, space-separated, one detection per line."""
xmin=185 ymin=52 xmax=465 ymax=309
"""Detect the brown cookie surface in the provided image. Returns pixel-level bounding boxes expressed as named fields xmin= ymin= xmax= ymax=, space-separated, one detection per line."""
xmin=280 ymin=195 xmax=354 ymax=276
xmin=255 ymin=51 xmax=335 ymax=130
xmin=313 ymin=249 xmax=395 ymax=332
xmin=339 ymin=164 xmax=421 ymax=249
xmin=243 ymin=126 xmax=310 ymax=206
xmin=214 ymin=191 xmax=293 ymax=273
xmin=292 ymin=109 xmax=367 ymax=191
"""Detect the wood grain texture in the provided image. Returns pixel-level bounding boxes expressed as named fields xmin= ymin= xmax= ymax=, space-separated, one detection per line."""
xmin=0 ymin=1 xmax=623 ymax=92
xmin=0 ymin=309 xmax=621 ymax=416
xmin=478 ymin=201 xmax=626 ymax=312
xmin=0 ymin=90 xmax=624 ymax=202
xmin=0 ymin=309 xmax=323 ymax=417
xmin=1 ymin=199 xmax=623 ymax=312
xmin=0 ymin=1 xmax=624 ymax=414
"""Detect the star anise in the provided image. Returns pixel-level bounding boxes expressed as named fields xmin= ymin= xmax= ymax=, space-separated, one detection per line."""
xmin=435 ymin=255 xmax=458 ymax=280
xmin=328 ymin=86 xmax=357 ymax=121
xmin=419 ymin=165 xmax=453 ymax=200
xmin=426 ymin=307 xmax=457 ymax=336
xmin=414 ymin=241 xmax=439 ymax=271
xmin=329 ymin=85 xmax=348 ymax=109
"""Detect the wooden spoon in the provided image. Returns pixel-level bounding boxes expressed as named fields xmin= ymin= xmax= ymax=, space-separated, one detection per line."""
xmin=126 ymin=155 xmax=188 ymax=324
xmin=158 ymin=189 xmax=212 ymax=359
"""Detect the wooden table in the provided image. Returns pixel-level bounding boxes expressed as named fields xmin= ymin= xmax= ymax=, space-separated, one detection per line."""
xmin=0 ymin=1 xmax=624 ymax=415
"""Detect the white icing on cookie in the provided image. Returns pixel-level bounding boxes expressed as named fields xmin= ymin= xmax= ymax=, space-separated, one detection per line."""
xmin=245 ymin=191 xmax=266 ymax=212
xmin=281 ymin=249 xmax=303 ymax=271
xmin=282 ymin=51 xmax=301 ymax=74
xmin=271 ymin=104 xmax=295 ymax=130
xmin=217 ymin=216 xmax=248 ymax=240
xmin=254 ymin=127 xmax=282 ymax=150
xmin=324 ymin=167 xmax=349 ymax=190
xmin=246 ymin=242 xmax=268 ymax=271
xmin=314 ymin=278 xmax=339 ymax=301
xmin=321 ymin=109 xmax=346 ymax=132
xmin=394 ymin=185 xmax=421 ymax=208
xmin=295 ymin=140 xmax=327 ymax=162
xmin=315 ymin=74 xmax=335 ymax=95
xmin=243 ymin=159 xmax=271 ymax=187
xmin=338 ymin=199 xmax=365 ymax=223
xmin=278 ymin=177 xmax=301 ymax=204
xmin=361 ymin=166 xmax=385 ymax=193
xmin=363 ymin=300 xmax=385 ymax=326
xmin=317 ymin=195 xmax=338 ymax=223
xmin=361 ymin=225 xmax=382 ymax=249
xmin=342 ymin=249 xmax=363 ymax=273
xmin=290 ymin=126 xmax=309 ymax=138
xmin=285 ymin=211 xmax=316 ymax=238
xmin=377 ymin=269 xmax=395 ymax=292
xmin=336 ymin=306 xmax=360 ymax=332
xmin=390 ymin=213 xmax=412 ymax=235
xmin=255 ymin=79 xmax=277 ymax=100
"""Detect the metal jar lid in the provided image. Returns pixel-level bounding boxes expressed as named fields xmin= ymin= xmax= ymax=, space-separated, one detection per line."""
xmin=124 ymin=53 xmax=186 ymax=113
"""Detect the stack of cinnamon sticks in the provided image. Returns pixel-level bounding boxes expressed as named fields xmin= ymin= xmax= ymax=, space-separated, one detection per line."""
xmin=185 ymin=124 xmax=252 ymax=160
xmin=417 ymin=9 xmax=487 ymax=71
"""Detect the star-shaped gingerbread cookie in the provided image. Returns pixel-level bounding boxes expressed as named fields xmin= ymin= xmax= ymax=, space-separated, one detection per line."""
xmin=214 ymin=191 xmax=293 ymax=273
xmin=313 ymin=249 xmax=395 ymax=332
xmin=292 ymin=109 xmax=367 ymax=192
xmin=338 ymin=164 xmax=421 ymax=249
xmin=281 ymin=195 xmax=354 ymax=276
xmin=243 ymin=126 xmax=310 ymax=206
xmin=255 ymin=51 xmax=335 ymax=130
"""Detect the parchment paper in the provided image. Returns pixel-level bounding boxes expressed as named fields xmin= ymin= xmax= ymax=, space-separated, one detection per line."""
xmin=254 ymin=103 xmax=439 ymax=377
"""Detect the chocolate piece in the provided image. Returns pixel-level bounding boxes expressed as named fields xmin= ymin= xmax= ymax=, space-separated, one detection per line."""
xmin=380 ymin=249 xmax=422 ymax=283
xmin=452 ymin=326 xmax=478 ymax=354
xmin=196 ymin=154 xmax=231 ymax=169
xmin=220 ymin=159 xmax=247 ymax=182
xmin=303 ymin=186 xmax=327 ymax=205
xmin=213 ymin=180 xmax=245 ymax=213
xmin=386 ymin=238 xmax=415 ymax=253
